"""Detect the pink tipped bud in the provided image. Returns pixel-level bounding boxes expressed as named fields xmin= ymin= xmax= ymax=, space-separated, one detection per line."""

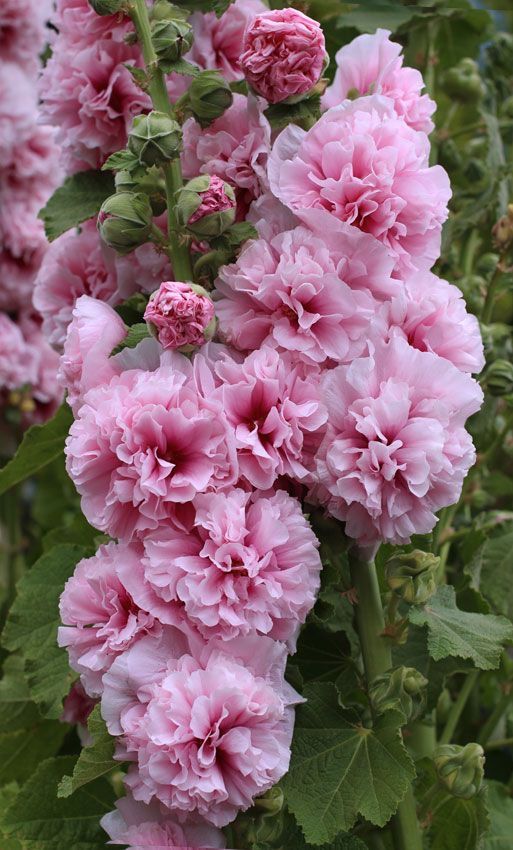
xmin=144 ymin=280 xmax=216 ymax=352
xmin=176 ymin=175 xmax=236 ymax=238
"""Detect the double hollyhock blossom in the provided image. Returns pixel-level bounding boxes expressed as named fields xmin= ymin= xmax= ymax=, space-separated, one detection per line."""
xmin=119 ymin=487 xmax=321 ymax=646
xmin=313 ymin=337 xmax=483 ymax=548
xmin=101 ymin=630 xmax=300 ymax=827
xmin=189 ymin=0 xmax=266 ymax=82
xmin=0 ymin=0 xmax=52 ymax=71
xmin=144 ymin=282 xmax=215 ymax=351
xmin=323 ymin=28 xmax=436 ymax=133
xmin=240 ymin=8 xmax=326 ymax=104
xmin=0 ymin=313 xmax=39 ymax=394
xmin=269 ymin=95 xmax=451 ymax=276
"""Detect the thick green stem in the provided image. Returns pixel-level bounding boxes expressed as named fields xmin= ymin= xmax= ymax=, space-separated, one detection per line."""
xmin=0 ymin=487 xmax=23 ymax=629
xmin=481 ymin=263 xmax=504 ymax=325
xmin=478 ymin=688 xmax=513 ymax=746
xmin=439 ymin=671 xmax=480 ymax=745
xmin=408 ymin=714 xmax=437 ymax=759
xmin=129 ymin=0 xmax=192 ymax=280
xmin=350 ymin=553 xmax=423 ymax=850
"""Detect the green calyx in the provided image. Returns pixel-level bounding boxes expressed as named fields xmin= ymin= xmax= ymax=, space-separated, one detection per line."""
xmin=128 ymin=111 xmax=182 ymax=167
xmin=97 ymin=192 xmax=153 ymax=255
xmin=369 ymin=666 xmax=428 ymax=723
xmin=115 ymin=166 xmax=167 ymax=215
xmin=384 ymin=550 xmax=439 ymax=606
xmin=151 ymin=18 xmax=193 ymax=64
xmin=187 ymin=70 xmax=233 ymax=127
xmin=176 ymin=175 xmax=236 ymax=238
xmin=433 ymin=743 xmax=485 ymax=799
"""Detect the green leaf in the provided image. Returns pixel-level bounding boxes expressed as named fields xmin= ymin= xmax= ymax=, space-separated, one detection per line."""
xmin=58 ymin=706 xmax=116 ymax=798
xmin=265 ymin=95 xmax=322 ymax=132
xmin=467 ymin=530 xmax=513 ymax=619
xmin=292 ymin=624 xmax=359 ymax=701
xmin=282 ymin=683 xmax=415 ymax=843
xmin=114 ymin=292 xmax=149 ymax=326
xmin=481 ymin=781 xmax=513 ymax=850
xmin=43 ymin=515 xmax=102 ymax=552
xmin=418 ymin=761 xmax=489 ymax=850
xmin=110 ymin=322 xmax=150 ymax=356
xmin=3 ymin=544 xmax=89 ymax=718
xmin=281 ymin=815 xmax=367 ymax=850
xmin=408 ymin=585 xmax=513 ymax=670
xmin=2 ymin=757 xmax=115 ymax=850
xmin=159 ymin=57 xmax=201 ymax=76
xmin=0 ymin=784 xmax=21 ymax=850
xmin=335 ymin=5 xmax=420 ymax=33
xmin=0 ymin=405 xmax=72 ymax=497
xmin=39 ymin=170 xmax=115 ymax=241
xmin=101 ymin=148 xmax=140 ymax=172
xmin=123 ymin=63 xmax=150 ymax=91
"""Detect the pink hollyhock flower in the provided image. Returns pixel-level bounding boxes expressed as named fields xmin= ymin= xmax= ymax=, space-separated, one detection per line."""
xmin=0 ymin=313 xmax=39 ymax=392
xmin=182 ymin=94 xmax=271 ymax=218
xmin=370 ymin=271 xmax=485 ymax=374
xmin=0 ymin=63 xmax=38 ymax=165
xmin=33 ymin=221 xmax=123 ymax=350
xmin=52 ymin=0 xmax=131 ymax=46
xmin=314 ymin=337 xmax=483 ymax=548
xmin=144 ymin=282 xmax=215 ymax=351
xmin=59 ymin=542 xmax=159 ymax=697
xmin=212 ymin=347 xmax=327 ymax=489
xmin=323 ymin=28 xmax=436 ymax=133
xmin=240 ymin=8 xmax=326 ymax=104
xmin=247 ymin=192 xmax=298 ymax=241
xmin=118 ymin=488 xmax=321 ymax=646
xmin=102 ymin=631 xmax=300 ymax=827
xmin=114 ymin=232 xmax=173 ymax=298
xmin=65 ymin=355 xmax=238 ymax=541
xmin=61 ymin=681 xmax=97 ymax=728
xmin=0 ymin=0 xmax=53 ymax=71
xmin=215 ymin=224 xmax=376 ymax=365
xmin=101 ymin=794 xmax=225 ymax=849
xmin=24 ymin=321 xmax=64 ymax=424
xmin=269 ymin=95 xmax=451 ymax=276
xmin=189 ymin=0 xmax=266 ymax=82
xmin=58 ymin=295 xmax=127 ymax=413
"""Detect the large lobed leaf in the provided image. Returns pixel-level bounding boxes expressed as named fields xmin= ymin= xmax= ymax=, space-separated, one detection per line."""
xmin=58 ymin=706 xmax=116 ymax=798
xmin=39 ymin=170 xmax=114 ymax=242
xmin=0 ymin=405 xmax=72 ymax=497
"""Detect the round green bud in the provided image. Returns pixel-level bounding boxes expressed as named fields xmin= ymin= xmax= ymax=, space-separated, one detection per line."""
xmin=116 ymin=166 xmax=167 ymax=216
xmin=128 ymin=111 xmax=182 ymax=167
xmin=176 ymin=174 xmax=237 ymax=238
xmin=97 ymin=192 xmax=153 ymax=255
xmin=444 ymin=59 xmax=485 ymax=104
xmin=385 ymin=550 xmax=439 ymax=606
xmin=434 ymin=743 xmax=485 ymax=799
xmin=88 ymin=0 xmax=125 ymax=14
xmin=485 ymin=359 xmax=513 ymax=397
xmin=188 ymin=70 xmax=233 ymax=128
xmin=369 ymin=666 xmax=428 ymax=723
xmin=151 ymin=18 xmax=193 ymax=64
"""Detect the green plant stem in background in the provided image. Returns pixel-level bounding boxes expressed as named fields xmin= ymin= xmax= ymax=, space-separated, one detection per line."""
xmin=439 ymin=671 xmax=480 ymax=745
xmin=349 ymin=553 xmax=423 ymax=850
xmin=129 ymin=0 xmax=192 ymax=281
xmin=481 ymin=263 xmax=504 ymax=325
xmin=0 ymin=488 xmax=24 ymax=630
xmin=478 ymin=688 xmax=513 ymax=746
xmin=407 ymin=715 xmax=437 ymax=759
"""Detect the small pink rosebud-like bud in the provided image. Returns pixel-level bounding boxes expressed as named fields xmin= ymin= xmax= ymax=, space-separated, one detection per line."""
xmin=240 ymin=8 xmax=326 ymax=104
xmin=176 ymin=174 xmax=236 ymax=238
xmin=144 ymin=280 xmax=216 ymax=352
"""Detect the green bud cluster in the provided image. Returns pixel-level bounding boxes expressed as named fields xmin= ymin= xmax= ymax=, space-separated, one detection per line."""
xmin=187 ymin=70 xmax=233 ymax=127
xmin=485 ymin=359 xmax=513 ymax=397
xmin=151 ymin=18 xmax=194 ymax=64
xmin=433 ymin=743 xmax=485 ymax=799
xmin=115 ymin=166 xmax=167 ymax=216
xmin=384 ymin=550 xmax=439 ymax=606
xmin=444 ymin=59 xmax=486 ymax=104
xmin=369 ymin=666 xmax=428 ymax=723
xmin=97 ymin=192 xmax=153 ymax=255
xmin=128 ymin=111 xmax=182 ymax=167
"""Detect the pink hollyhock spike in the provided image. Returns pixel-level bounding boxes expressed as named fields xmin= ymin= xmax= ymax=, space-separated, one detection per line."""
xmin=188 ymin=0 xmax=266 ymax=82
xmin=144 ymin=282 xmax=215 ymax=351
xmin=323 ymin=28 xmax=436 ymax=133
xmin=240 ymin=8 xmax=326 ymax=104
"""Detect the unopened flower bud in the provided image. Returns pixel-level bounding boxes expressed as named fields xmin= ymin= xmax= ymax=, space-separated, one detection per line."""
xmin=176 ymin=175 xmax=236 ymax=237
xmin=485 ymin=359 xmax=513 ymax=397
xmin=369 ymin=666 xmax=428 ymax=723
xmin=88 ymin=0 xmax=125 ymax=13
xmin=444 ymin=59 xmax=485 ymax=104
xmin=97 ymin=192 xmax=153 ymax=255
xmin=151 ymin=18 xmax=193 ymax=64
xmin=144 ymin=280 xmax=216 ymax=352
xmin=492 ymin=206 xmax=513 ymax=250
xmin=385 ymin=550 xmax=439 ymax=606
xmin=188 ymin=71 xmax=233 ymax=128
xmin=434 ymin=743 xmax=485 ymax=799
xmin=128 ymin=111 xmax=182 ymax=167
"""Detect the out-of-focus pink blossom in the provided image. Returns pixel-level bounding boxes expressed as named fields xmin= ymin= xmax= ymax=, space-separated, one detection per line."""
xmin=0 ymin=313 xmax=39 ymax=392
xmin=144 ymin=282 xmax=215 ymax=351
xmin=0 ymin=0 xmax=53 ymax=71
xmin=189 ymin=0 xmax=266 ymax=82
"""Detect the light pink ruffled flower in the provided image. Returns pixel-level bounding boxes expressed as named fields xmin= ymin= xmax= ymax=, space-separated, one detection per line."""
xmin=182 ymin=94 xmax=270 ymax=218
xmin=0 ymin=0 xmax=53 ymax=71
xmin=0 ymin=313 xmax=39 ymax=392
xmin=247 ymin=192 xmax=298 ymax=241
xmin=269 ymin=95 xmax=451 ymax=276
xmin=323 ymin=28 xmax=436 ymax=133
xmin=189 ymin=0 xmax=266 ymax=82
xmin=240 ymin=8 xmax=325 ymax=104
xmin=215 ymin=224 xmax=376 ymax=365
xmin=24 ymin=321 xmax=64 ymax=423
xmin=144 ymin=282 xmax=215 ymax=351
xmin=0 ymin=63 xmax=39 ymax=163
xmin=58 ymin=295 xmax=127 ymax=413
xmin=52 ymin=0 xmax=131 ymax=46
xmin=59 ymin=542 xmax=159 ymax=697
xmin=314 ymin=337 xmax=483 ymax=548
xmin=114 ymin=236 xmax=173 ymax=298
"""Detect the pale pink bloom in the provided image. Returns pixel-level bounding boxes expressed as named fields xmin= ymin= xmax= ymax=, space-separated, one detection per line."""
xmin=0 ymin=0 xmax=53 ymax=71
xmin=189 ymin=0 xmax=266 ymax=82
xmin=114 ymin=240 xmax=173 ymax=298
xmin=323 ymin=29 xmax=436 ymax=133
xmin=25 ymin=321 xmax=64 ymax=423
xmin=370 ymin=271 xmax=485 ymax=374
xmin=144 ymin=282 xmax=215 ymax=351
xmin=0 ymin=63 xmax=38 ymax=165
xmin=182 ymin=94 xmax=271 ymax=217
xmin=314 ymin=337 xmax=483 ymax=548
xmin=240 ymin=8 xmax=325 ymax=103
xmin=52 ymin=0 xmax=132 ymax=46
xmin=269 ymin=96 xmax=451 ymax=276
xmin=215 ymin=225 xmax=376 ymax=365
xmin=102 ymin=794 xmax=225 ymax=848
xmin=65 ymin=356 xmax=238 ymax=541
xmin=61 ymin=681 xmax=97 ymax=727
xmin=247 ymin=192 xmax=298 ymax=241
xmin=59 ymin=542 xmax=159 ymax=697
xmin=0 ymin=313 xmax=39 ymax=392
xmin=58 ymin=295 xmax=127 ymax=413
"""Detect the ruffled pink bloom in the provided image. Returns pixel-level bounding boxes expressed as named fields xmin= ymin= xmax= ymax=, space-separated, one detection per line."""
xmin=114 ymin=238 xmax=173 ymax=298
xmin=240 ymin=8 xmax=325 ymax=104
xmin=211 ymin=347 xmax=327 ymax=489
xmin=61 ymin=681 xmax=97 ymax=728
xmin=144 ymin=282 xmax=214 ymax=351
xmin=0 ymin=63 xmax=39 ymax=164
xmin=102 ymin=794 xmax=225 ymax=848
xmin=0 ymin=0 xmax=53 ymax=71
xmin=215 ymin=224 xmax=376 ymax=365
xmin=101 ymin=631 xmax=300 ymax=827
xmin=323 ymin=28 xmax=436 ymax=133
xmin=58 ymin=295 xmax=127 ymax=414
xmin=182 ymin=94 xmax=270 ymax=218
xmin=247 ymin=192 xmax=298 ymax=241
xmin=119 ymin=488 xmax=321 ymax=646
xmin=0 ymin=313 xmax=39 ymax=392
xmin=269 ymin=95 xmax=451 ymax=276
xmin=314 ymin=337 xmax=483 ymax=548
xmin=25 ymin=321 xmax=64 ymax=423
xmin=189 ymin=0 xmax=266 ymax=82
xmin=59 ymin=542 xmax=159 ymax=697
xmin=65 ymin=354 xmax=238 ymax=541
xmin=369 ymin=271 xmax=485 ymax=374
xmin=52 ymin=0 xmax=131 ymax=46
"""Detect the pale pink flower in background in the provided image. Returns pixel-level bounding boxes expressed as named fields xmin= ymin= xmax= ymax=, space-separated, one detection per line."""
xmin=58 ymin=295 xmax=127 ymax=413
xmin=61 ymin=680 xmax=97 ymax=741
xmin=59 ymin=542 xmax=158 ymax=697
xmin=215 ymin=225 xmax=375 ymax=364
xmin=269 ymin=95 xmax=451 ymax=276
xmin=102 ymin=794 xmax=225 ymax=848
xmin=0 ymin=313 xmax=39 ymax=392
xmin=189 ymin=0 xmax=266 ymax=81
xmin=0 ymin=221 xmax=48 ymax=312
xmin=314 ymin=337 xmax=483 ymax=548
xmin=0 ymin=63 xmax=39 ymax=164
xmin=247 ymin=192 xmax=298 ymax=241
xmin=114 ymin=238 xmax=173 ymax=298
xmin=0 ymin=0 xmax=53 ymax=71
xmin=25 ymin=321 xmax=64 ymax=423
xmin=144 ymin=282 xmax=215 ymax=351
xmin=240 ymin=8 xmax=326 ymax=103
xmin=323 ymin=28 xmax=436 ymax=132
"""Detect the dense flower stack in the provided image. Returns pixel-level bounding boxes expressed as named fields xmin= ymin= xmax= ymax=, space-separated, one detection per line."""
xmin=0 ymin=0 xmax=63 ymax=435
xmin=46 ymin=2 xmax=485 ymax=846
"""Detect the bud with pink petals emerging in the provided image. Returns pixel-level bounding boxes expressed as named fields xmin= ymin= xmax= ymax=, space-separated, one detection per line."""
xmin=176 ymin=174 xmax=236 ymax=238
xmin=144 ymin=281 xmax=216 ymax=352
